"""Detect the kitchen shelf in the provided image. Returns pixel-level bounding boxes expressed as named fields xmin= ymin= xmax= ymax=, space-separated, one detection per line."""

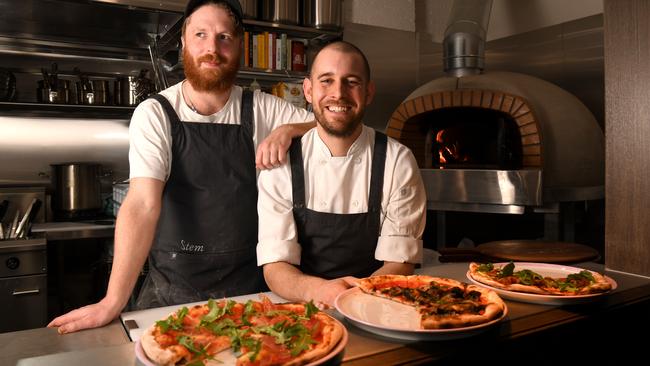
xmin=156 ymin=18 xmax=342 ymax=58
xmin=0 ymin=102 xmax=134 ymax=119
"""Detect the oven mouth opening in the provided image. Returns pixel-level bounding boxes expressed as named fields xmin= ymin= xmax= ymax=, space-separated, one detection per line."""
xmin=419 ymin=107 xmax=523 ymax=170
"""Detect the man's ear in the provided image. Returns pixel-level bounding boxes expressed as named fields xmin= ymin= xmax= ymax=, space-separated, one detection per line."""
xmin=365 ymin=80 xmax=376 ymax=106
xmin=303 ymin=77 xmax=313 ymax=104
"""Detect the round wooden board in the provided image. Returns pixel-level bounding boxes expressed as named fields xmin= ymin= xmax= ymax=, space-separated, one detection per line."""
xmin=476 ymin=240 xmax=600 ymax=263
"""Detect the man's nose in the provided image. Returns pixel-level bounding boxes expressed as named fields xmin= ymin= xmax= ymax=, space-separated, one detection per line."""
xmin=330 ymin=80 xmax=346 ymax=99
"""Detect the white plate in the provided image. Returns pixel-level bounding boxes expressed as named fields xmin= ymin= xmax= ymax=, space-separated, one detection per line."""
xmin=334 ymin=287 xmax=507 ymax=341
xmin=466 ymin=262 xmax=617 ymax=305
xmin=134 ymin=317 xmax=348 ymax=366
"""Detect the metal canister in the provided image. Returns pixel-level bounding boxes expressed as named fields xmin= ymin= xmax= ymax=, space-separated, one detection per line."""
xmin=262 ymin=0 xmax=300 ymax=25
xmin=239 ymin=0 xmax=258 ymax=19
xmin=303 ymin=0 xmax=343 ymax=30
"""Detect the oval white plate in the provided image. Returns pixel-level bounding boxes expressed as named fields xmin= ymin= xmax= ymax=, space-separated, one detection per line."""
xmin=466 ymin=262 xmax=617 ymax=305
xmin=334 ymin=287 xmax=507 ymax=341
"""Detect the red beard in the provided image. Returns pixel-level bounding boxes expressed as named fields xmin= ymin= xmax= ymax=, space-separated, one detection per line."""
xmin=183 ymin=47 xmax=239 ymax=93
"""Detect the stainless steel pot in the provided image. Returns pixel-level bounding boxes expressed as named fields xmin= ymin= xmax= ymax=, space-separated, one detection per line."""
xmin=262 ymin=0 xmax=300 ymax=25
xmin=239 ymin=0 xmax=258 ymax=19
xmin=37 ymin=80 xmax=70 ymax=104
xmin=114 ymin=71 xmax=155 ymax=106
xmin=51 ymin=163 xmax=103 ymax=219
xmin=303 ymin=0 xmax=343 ymax=30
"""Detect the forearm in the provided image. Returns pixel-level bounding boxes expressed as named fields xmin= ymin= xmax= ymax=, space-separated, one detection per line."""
xmin=373 ymin=261 xmax=415 ymax=276
xmin=263 ymin=262 xmax=326 ymax=303
xmin=104 ymin=199 xmax=160 ymax=311
xmin=285 ymin=121 xmax=316 ymax=137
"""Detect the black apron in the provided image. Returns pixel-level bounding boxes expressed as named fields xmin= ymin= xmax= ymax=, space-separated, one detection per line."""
xmin=289 ymin=131 xmax=387 ymax=279
xmin=135 ymin=90 xmax=266 ymax=309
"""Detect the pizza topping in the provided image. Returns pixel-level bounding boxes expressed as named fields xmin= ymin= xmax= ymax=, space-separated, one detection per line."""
xmin=470 ymin=262 xmax=612 ymax=296
xmin=357 ymin=275 xmax=506 ymax=329
xmin=146 ymin=298 xmax=338 ymax=366
xmin=155 ymin=306 xmax=188 ymax=333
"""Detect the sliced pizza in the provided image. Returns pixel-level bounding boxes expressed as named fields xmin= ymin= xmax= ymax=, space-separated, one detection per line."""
xmin=140 ymin=296 xmax=344 ymax=366
xmin=356 ymin=274 xmax=506 ymax=329
xmin=468 ymin=262 xmax=613 ymax=296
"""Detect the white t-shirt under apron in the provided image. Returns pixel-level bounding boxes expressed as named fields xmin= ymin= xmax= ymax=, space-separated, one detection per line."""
xmin=128 ymin=82 xmax=314 ymax=181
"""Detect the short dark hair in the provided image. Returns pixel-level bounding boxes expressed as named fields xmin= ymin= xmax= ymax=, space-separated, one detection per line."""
xmin=310 ymin=41 xmax=371 ymax=81
xmin=182 ymin=0 xmax=244 ymax=37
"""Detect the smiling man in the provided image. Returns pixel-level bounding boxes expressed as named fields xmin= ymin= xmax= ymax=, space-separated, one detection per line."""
xmin=257 ymin=41 xmax=427 ymax=307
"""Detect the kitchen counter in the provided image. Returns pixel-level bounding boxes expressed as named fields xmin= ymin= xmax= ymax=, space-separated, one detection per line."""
xmin=0 ymin=319 xmax=128 ymax=366
xmin=7 ymin=262 xmax=650 ymax=365
xmin=31 ymin=220 xmax=115 ymax=241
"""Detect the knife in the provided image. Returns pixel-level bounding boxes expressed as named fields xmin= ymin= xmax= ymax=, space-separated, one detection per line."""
xmin=15 ymin=198 xmax=41 ymax=239
xmin=8 ymin=210 xmax=20 ymax=239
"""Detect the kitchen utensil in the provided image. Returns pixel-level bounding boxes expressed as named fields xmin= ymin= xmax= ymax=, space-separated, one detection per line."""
xmin=14 ymin=198 xmax=41 ymax=239
xmin=114 ymin=70 xmax=155 ymax=106
xmin=8 ymin=211 xmax=20 ymax=239
xmin=438 ymin=240 xmax=600 ymax=264
xmin=0 ymin=68 xmax=16 ymax=102
xmin=303 ymin=0 xmax=343 ymax=30
xmin=51 ymin=163 xmax=104 ymax=219
xmin=0 ymin=200 xmax=8 ymax=222
xmin=37 ymin=79 xmax=70 ymax=104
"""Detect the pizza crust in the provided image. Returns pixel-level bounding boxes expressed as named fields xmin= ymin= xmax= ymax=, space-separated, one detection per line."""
xmin=141 ymin=323 xmax=186 ymax=366
xmin=284 ymin=313 xmax=344 ymax=366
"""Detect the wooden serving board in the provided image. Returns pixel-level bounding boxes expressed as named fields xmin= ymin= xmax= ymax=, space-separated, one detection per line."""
xmin=439 ymin=240 xmax=600 ymax=264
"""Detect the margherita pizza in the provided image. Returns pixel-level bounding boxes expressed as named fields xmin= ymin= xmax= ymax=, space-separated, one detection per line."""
xmin=140 ymin=295 xmax=344 ymax=366
xmin=356 ymin=274 xmax=506 ymax=329
xmin=468 ymin=262 xmax=613 ymax=296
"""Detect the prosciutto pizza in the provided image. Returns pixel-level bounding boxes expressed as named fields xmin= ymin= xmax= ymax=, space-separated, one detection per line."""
xmin=140 ymin=295 xmax=344 ymax=366
xmin=356 ymin=274 xmax=506 ymax=329
xmin=468 ymin=262 xmax=613 ymax=296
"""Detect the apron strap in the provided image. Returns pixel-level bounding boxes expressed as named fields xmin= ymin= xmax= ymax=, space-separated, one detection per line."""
xmin=368 ymin=132 xmax=388 ymax=213
xmin=289 ymin=138 xmax=306 ymax=209
xmin=240 ymin=89 xmax=254 ymax=138
xmin=149 ymin=94 xmax=181 ymax=126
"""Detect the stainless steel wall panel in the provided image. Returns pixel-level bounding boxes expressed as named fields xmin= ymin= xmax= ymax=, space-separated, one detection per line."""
xmin=0 ymin=117 xmax=129 ymax=187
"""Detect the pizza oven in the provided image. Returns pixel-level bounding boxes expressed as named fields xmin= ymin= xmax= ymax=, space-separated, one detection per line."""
xmin=386 ymin=0 xmax=604 ymax=246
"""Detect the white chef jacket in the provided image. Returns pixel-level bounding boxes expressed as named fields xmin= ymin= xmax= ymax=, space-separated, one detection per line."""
xmin=257 ymin=125 xmax=426 ymax=267
xmin=129 ymin=81 xmax=313 ymax=181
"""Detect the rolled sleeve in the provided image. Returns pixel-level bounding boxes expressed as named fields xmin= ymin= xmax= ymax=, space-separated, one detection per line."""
xmin=257 ymin=240 xmax=302 ymax=266
xmin=375 ymin=236 xmax=423 ymax=264
xmin=257 ymin=163 xmax=302 ymax=267
xmin=377 ymin=142 xmax=427 ymax=264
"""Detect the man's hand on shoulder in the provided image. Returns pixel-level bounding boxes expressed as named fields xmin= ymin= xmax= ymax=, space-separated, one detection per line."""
xmin=256 ymin=121 xmax=316 ymax=170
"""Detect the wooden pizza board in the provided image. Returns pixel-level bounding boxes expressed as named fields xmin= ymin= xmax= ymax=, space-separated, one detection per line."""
xmin=438 ymin=240 xmax=600 ymax=263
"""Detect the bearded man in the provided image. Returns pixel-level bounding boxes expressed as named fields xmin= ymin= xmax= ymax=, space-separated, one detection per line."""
xmin=49 ymin=0 xmax=314 ymax=334
xmin=256 ymin=41 xmax=427 ymax=307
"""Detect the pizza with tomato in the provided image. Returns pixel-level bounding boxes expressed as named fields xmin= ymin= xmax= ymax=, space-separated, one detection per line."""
xmin=356 ymin=274 xmax=506 ymax=329
xmin=468 ymin=262 xmax=613 ymax=296
xmin=140 ymin=295 xmax=344 ymax=366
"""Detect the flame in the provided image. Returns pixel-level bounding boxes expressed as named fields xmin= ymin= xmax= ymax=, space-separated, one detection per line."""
xmin=435 ymin=128 xmax=468 ymax=168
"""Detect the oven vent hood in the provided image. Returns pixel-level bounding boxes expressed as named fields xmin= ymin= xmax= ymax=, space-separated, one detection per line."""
xmin=443 ymin=0 xmax=493 ymax=77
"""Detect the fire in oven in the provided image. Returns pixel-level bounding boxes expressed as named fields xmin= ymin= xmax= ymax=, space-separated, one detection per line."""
xmin=423 ymin=107 xmax=523 ymax=170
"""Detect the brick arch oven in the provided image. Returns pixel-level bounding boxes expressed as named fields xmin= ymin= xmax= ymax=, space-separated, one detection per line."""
xmin=386 ymin=71 xmax=604 ymax=245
